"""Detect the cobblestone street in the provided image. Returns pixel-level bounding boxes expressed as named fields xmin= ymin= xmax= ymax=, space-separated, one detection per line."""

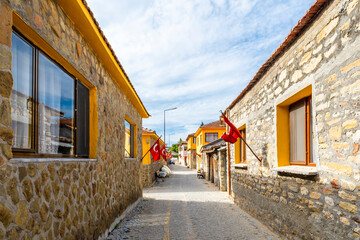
xmin=108 ymin=165 xmax=281 ymax=240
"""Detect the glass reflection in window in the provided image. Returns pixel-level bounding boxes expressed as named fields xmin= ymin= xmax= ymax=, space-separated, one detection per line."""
xmin=38 ymin=53 xmax=74 ymax=155
xmin=125 ymin=120 xmax=134 ymax=157
xmin=11 ymin=33 xmax=34 ymax=149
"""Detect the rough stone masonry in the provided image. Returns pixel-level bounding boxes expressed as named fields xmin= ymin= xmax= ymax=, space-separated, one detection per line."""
xmin=228 ymin=0 xmax=360 ymax=239
xmin=0 ymin=0 xmax=145 ymax=239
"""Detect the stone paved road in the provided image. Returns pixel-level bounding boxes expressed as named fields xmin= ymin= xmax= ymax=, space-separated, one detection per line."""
xmin=108 ymin=165 xmax=281 ymax=240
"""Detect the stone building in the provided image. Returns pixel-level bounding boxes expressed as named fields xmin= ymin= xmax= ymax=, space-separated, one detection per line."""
xmin=186 ymin=133 xmax=197 ymax=169
xmin=225 ymin=0 xmax=360 ymax=239
xmin=141 ymin=127 xmax=164 ymax=187
xmin=0 ymin=0 xmax=149 ymax=239
xmin=201 ymin=139 xmax=227 ymax=191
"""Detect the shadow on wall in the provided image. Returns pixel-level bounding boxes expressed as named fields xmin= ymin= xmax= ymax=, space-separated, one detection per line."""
xmin=261 ymin=143 xmax=269 ymax=167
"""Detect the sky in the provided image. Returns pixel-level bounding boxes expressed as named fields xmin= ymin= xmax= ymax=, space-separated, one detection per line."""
xmin=86 ymin=0 xmax=314 ymax=146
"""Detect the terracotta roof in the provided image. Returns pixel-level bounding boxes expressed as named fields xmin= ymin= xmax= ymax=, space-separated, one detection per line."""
xmin=186 ymin=133 xmax=195 ymax=141
xmin=200 ymin=120 xmax=225 ymax=129
xmin=142 ymin=127 xmax=155 ymax=134
xmin=81 ymin=0 xmax=149 ymax=117
xmin=227 ymin=0 xmax=331 ymax=110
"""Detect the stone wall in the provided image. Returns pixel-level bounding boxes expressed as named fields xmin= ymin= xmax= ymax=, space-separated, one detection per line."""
xmin=141 ymin=136 xmax=163 ymax=187
xmin=219 ymin=150 xmax=227 ymax=192
xmin=187 ymin=150 xmax=196 ymax=169
xmin=228 ymin=0 xmax=360 ymax=239
xmin=204 ymin=150 xmax=227 ymax=191
xmin=0 ymin=0 xmax=144 ymax=239
xmin=141 ymin=164 xmax=152 ymax=187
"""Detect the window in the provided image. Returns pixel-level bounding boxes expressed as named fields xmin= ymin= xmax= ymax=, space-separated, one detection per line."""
xmin=124 ymin=120 xmax=135 ymax=158
xmin=205 ymin=133 xmax=218 ymax=142
xmin=235 ymin=127 xmax=246 ymax=164
xmin=289 ymin=97 xmax=313 ymax=165
xmin=276 ymin=85 xmax=314 ymax=167
xmin=11 ymin=31 xmax=89 ymax=157
xmin=193 ymin=137 xmax=196 ymax=144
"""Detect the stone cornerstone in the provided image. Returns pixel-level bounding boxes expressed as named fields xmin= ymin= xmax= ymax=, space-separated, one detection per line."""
xmin=0 ymin=0 xmax=146 ymax=239
xmin=228 ymin=0 xmax=360 ymax=239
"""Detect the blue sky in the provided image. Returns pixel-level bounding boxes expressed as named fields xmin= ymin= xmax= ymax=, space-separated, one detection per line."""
xmin=86 ymin=0 xmax=314 ymax=146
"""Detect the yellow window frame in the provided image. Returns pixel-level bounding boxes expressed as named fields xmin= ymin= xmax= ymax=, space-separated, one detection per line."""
xmin=276 ymin=85 xmax=313 ymax=167
xmin=235 ymin=124 xmax=246 ymax=164
xmin=12 ymin=11 xmax=98 ymax=158
xmin=124 ymin=115 xmax=137 ymax=158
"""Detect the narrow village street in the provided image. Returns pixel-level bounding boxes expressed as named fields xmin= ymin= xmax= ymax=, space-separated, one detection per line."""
xmin=108 ymin=165 xmax=281 ymax=240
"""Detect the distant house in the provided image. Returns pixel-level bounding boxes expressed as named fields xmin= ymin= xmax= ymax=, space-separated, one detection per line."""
xmin=186 ymin=133 xmax=197 ymax=169
xmin=178 ymin=141 xmax=188 ymax=165
xmin=0 ymin=1 xmax=149 ymax=238
xmin=201 ymin=138 xmax=227 ymax=191
xmin=142 ymin=127 xmax=165 ymax=187
xmin=225 ymin=0 xmax=360 ymax=239
xmin=194 ymin=120 xmax=226 ymax=170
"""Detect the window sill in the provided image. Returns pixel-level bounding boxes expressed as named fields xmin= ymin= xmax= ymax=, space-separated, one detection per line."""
xmin=234 ymin=163 xmax=247 ymax=169
xmin=11 ymin=158 xmax=97 ymax=163
xmin=125 ymin=157 xmax=138 ymax=161
xmin=271 ymin=166 xmax=318 ymax=176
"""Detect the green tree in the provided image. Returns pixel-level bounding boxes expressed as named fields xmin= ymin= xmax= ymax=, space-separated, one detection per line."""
xmin=170 ymin=144 xmax=178 ymax=153
xmin=170 ymin=138 xmax=183 ymax=153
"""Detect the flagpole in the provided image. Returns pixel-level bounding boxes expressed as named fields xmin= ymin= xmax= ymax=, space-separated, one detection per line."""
xmin=140 ymin=135 xmax=162 ymax=162
xmin=220 ymin=111 xmax=262 ymax=163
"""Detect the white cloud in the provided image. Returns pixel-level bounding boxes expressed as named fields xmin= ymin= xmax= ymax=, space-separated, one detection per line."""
xmin=86 ymin=0 xmax=314 ymax=145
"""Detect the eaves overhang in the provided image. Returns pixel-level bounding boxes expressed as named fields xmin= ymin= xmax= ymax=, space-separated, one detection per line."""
xmin=227 ymin=0 xmax=331 ymax=111
xmin=57 ymin=0 xmax=150 ymax=118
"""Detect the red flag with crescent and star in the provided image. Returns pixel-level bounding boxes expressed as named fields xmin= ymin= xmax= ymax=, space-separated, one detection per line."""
xmin=160 ymin=145 xmax=167 ymax=161
xmin=221 ymin=114 xmax=242 ymax=144
xmin=150 ymin=139 xmax=161 ymax=161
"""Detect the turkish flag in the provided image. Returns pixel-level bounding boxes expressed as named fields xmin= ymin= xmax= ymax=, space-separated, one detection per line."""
xmin=167 ymin=153 xmax=172 ymax=158
xmin=160 ymin=145 xmax=167 ymax=161
xmin=221 ymin=115 xmax=241 ymax=144
xmin=150 ymin=139 xmax=161 ymax=161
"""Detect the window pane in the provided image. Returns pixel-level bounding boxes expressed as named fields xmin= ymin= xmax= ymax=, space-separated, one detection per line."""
xmin=193 ymin=137 xmax=196 ymax=144
xmin=205 ymin=133 xmax=218 ymax=142
xmin=125 ymin=120 xmax=134 ymax=157
xmin=290 ymin=100 xmax=306 ymax=164
xmin=76 ymin=81 xmax=89 ymax=157
xmin=38 ymin=53 xmax=75 ymax=155
xmin=11 ymin=33 xmax=34 ymax=149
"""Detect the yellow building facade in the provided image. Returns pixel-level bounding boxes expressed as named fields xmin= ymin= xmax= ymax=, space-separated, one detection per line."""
xmin=186 ymin=133 xmax=197 ymax=169
xmin=194 ymin=120 xmax=226 ymax=169
xmin=142 ymin=128 xmax=165 ymax=187
xmin=187 ymin=133 xmax=196 ymax=150
xmin=142 ymin=128 xmax=165 ymax=165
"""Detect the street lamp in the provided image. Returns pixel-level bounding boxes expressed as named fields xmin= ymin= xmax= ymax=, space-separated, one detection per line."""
xmin=164 ymin=107 xmax=177 ymax=147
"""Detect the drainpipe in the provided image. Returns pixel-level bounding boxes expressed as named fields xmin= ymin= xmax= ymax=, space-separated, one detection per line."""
xmin=226 ymin=109 xmax=231 ymax=196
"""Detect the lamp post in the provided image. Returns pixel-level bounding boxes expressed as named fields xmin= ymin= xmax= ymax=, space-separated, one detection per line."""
xmin=164 ymin=107 xmax=177 ymax=147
